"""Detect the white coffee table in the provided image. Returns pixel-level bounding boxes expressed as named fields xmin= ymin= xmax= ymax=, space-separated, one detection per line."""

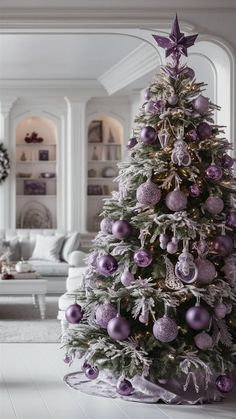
xmin=0 ymin=279 xmax=48 ymax=319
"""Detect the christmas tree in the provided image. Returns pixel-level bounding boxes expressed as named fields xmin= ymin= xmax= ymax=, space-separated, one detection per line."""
xmin=63 ymin=15 xmax=236 ymax=403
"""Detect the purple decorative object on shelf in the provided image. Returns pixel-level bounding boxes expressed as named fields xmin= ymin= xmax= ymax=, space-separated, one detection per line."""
xmin=24 ymin=180 xmax=46 ymax=195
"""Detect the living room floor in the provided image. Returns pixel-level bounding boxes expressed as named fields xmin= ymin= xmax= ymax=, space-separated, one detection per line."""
xmin=0 ymin=344 xmax=235 ymax=419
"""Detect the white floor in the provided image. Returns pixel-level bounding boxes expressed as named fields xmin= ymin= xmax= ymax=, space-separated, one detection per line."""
xmin=0 ymin=344 xmax=235 ymax=419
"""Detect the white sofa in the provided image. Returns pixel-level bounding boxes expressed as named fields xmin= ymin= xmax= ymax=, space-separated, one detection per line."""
xmin=0 ymin=229 xmax=88 ymax=294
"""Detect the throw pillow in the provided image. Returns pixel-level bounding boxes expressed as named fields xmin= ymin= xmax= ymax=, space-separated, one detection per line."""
xmin=30 ymin=234 xmax=65 ymax=262
xmin=0 ymin=238 xmax=20 ymax=261
xmin=61 ymin=232 xmax=80 ymax=262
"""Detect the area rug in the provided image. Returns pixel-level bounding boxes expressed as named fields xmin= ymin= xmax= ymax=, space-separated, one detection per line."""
xmin=0 ymin=296 xmax=61 ymax=343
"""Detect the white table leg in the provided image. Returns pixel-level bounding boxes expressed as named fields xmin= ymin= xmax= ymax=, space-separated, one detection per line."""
xmin=38 ymin=294 xmax=46 ymax=320
xmin=32 ymin=294 xmax=38 ymax=307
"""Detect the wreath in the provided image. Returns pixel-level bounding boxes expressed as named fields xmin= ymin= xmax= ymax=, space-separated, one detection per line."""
xmin=0 ymin=143 xmax=10 ymax=184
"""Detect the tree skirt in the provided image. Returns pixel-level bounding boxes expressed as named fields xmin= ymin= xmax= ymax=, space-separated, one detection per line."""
xmin=64 ymin=369 xmax=225 ymax=404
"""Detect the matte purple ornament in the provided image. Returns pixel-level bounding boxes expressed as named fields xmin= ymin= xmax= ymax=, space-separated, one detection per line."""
xmin=226 ymin=212 xmax=236 ymax=229
xmin=189 ymin=184 xmax=201 ymax=198
xmin=185 ymin=129 xmax=197 ymax=142
xmin=144 ymin=88 xmax=151 ymax=100
xmin=167 ymin=94 xmax=178 ymax=106
xmin=195 ymin=258 xmax=216 ymax=285
xmin=63 ymin=353 xmax=71 ymax=364
xmin=107 ymin=316 xmax=131 ymax=341
xmin=100 ymin=218 xmax=113 ymax=234
xmin=133 ymin=248 xmax=152 ymax=267
xmin=214 ymin=302 xmax=227 ymax=319
xmin=76 ymin=351 xmax=82 ymax=359
xmin=205 ymin=196 xmax=224 ymax=215
xmin=127 ymin=137 xmax=138 ymax=149
xmin=185 ymin=306 xmax=210 ymax=330
xmin=216 ymin=375 xmax=234 ymax=393
xmin=95 ymin=303 xmax=117 ymax=328
xmin=205 ymin=164 xmax=223 ymax=181
xmin=166 ymin=189 xmax=187 ymax=212
xmin=221 ymin=154 xmax=234 ymax=169
xmin=153 ymin=316 xmax=178 ymax=342
xmin=192 ymin=95 xmax=209 ymax=114
xmin=97 ymin=254 xmax=118 ymax=276
xmin=197 ymin=122 xmax=212 ymax=140
xmin=159 ymin=233 xmax=169 ymax=249
xmin=65 ymin=303 xmax=83 ymax=324
xmin=166 ymin=241 xmax=178 ymax=254
xmin=116 ymin=378 xmax=133 ymax=396
xmin=82 ymin=360 xmax=91 ymax=372
xmin=213 ymin=235 xmax=234 ymax=257
xmin=194 ymin=331 xmax=213 ymax=350
xmin=136 ymin=179 xmax=161 ymax=205
xmin=140 ymin=126 xmax=158 ymax=145
xmin=145 ymin=99 xmax=155 ymax=114
xmin=85 ymin=366 xmax=99 ymax=380
xmin=112 ymin=220 xmax=131 ymax=240
xmin=121 ymin=270 xmax=135 ymax=287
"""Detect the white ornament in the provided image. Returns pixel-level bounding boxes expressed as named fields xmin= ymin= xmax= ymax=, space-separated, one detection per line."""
xmin=164 ymin=255 xmax=183 ymax=290
xmin=175 ymin=247 xmax=198 ymax=284
xmin=171 ymin=128 xmax=191 ymax=167
xmin=158 ymin=129 xmax=170 ymax=148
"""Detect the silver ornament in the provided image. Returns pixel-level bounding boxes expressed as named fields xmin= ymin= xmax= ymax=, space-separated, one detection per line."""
xmin=164 ymin=255 xmax=183 ymax=290
xmin=158 ymin=129 xmax=170 ymax=148
xmin=171 ymin=126 xmax=191 ymax=166
xmin=167 ymin=241 xmax=178 ymax=254
xmin=175 ymin=247 xmax=198 ymax=284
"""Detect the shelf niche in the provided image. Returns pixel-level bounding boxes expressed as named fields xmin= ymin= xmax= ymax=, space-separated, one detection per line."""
xmin=87 ymin=115 xmax=123 ymax=233
xmin=15 ymin=116 xmax=58 ymax=229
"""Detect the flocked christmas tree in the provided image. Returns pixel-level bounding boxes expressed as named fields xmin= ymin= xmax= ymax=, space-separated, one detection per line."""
xmin=63 ymin=15 xmax=236 ymax=403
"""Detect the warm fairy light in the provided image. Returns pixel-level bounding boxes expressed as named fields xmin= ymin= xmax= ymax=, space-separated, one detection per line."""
xmin=168 ymin=354 xmax=175 ymax=360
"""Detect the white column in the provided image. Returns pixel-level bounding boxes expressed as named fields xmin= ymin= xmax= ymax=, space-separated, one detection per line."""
xmin=65 ymin=97 xmax=89 ymax=232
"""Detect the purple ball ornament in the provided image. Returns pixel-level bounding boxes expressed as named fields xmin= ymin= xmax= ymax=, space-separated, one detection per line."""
xmin=63 ymin=353 xmax=72 ymax=364
xmin=133 ymin=248 xmax=152 ymax=267
xmin=189 ymin=184 xmax=201 ymax=198
xmin=121 ymin=270 xmax=135 ymax=287
xmin=144 ymin=99 xmax=155 ymax=114
xmin=185 ymin=305 xmax=210 ymax=330
xmin=192 ymin=95 xmax=209 ymax=114
xmin=107 ymin=316 xmax=131 ymax=341
xmin=85 ymin=366 xmax=99 ymax=380
xmin=117 ymin=378 xmax=134 ymax=396
xmin=144 ymin=88 xmax=151 ymax=100
xmin=100 ymin=218 xmax=113 ymax=234
xmin=216 ymin=375 xmax=234 ymax=393
xmin=214 ymin=302 xmax=228 ymax=319
xmin=205 ymin=164 xmax=223 ymax=181
xmin=226 ymin=212 xmax=236 ymax=229
xmin=112 ymin=220 xmax=131 ymax=240
xmin=140 ymin=126 xmax=158 ymax=145
xmin=127 ymin=137 xmax=138 ymax=149
xmin=182 ymin=67 xmax=195 ymax=80
xmin=97 ymin=254 xmax=118 ymax=276
xmin=194 ymin=331 xmax=213 ymax=350
xmin=159 ymin=233 xmax=169 ymax=249
xmin=65 ymin=303 xmax=83 ymax=324
xmin=166 ymin=241 xmax=178 ymax=254
xmin=221 ymin=154 xmax=234 ymax=169
xmin=205 ymin=196 xmax=224 ymax=215
xmin=213 ymin=235 xmax=234 ymax=257
xmin=136 ymin=179 xmax=161 ymax=206
xmin=185 ymin=129 xmax=197 ymax=142
xmin=197 ymin=122 xmax=212 ymax=140
xmin=166 ymin=189 xmax=187 ymax=212
xmin=195 ymin=258 xmax=216 ymax=285
xmin=82 ymin=360 xmax=91 ymax=372
xmin=95 ymin=303 xmax=118 ymax=328
xmin=153 ymin=315 xmax=178 ymax=343
xmin=167 ymin=94 xmax=178 ymax=106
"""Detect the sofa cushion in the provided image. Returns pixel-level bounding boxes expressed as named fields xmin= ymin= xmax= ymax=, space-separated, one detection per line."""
xmin=30 ymin=234 xmax=65 ymax=262
xmin=30 ymin=260 xmax=69 ymax=277
xmin=0 ymin=238 xmax=20 ymax=261
xmin=61 ymin=232 xmax=80 ymax=262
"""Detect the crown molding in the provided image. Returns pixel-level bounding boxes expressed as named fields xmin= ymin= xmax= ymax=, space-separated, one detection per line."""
xmin=0 ymin=79 xmax=102 ymax=89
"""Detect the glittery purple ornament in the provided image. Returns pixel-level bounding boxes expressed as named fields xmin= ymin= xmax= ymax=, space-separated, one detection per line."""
xmin=85 ymin=366 xmax=99 ymax=380
xmin=214 ymin=302 xmax=227 ymax=319
xmin=63 ymin=353 xmax=71 ymax=364
xmin=95 ymin=303 xmax=117 ymax=328
xmin=144 ymin=88 xmax=151 ymax=100
xmin=121 ymin=270 xmax=135 ymax=286
xmin=153 ymin=316 xmax=178 ymax=342
xmin=195 ymin=239 xmax=209 ymax=256
xmin=82 ymin=360 xmax=91 ymax=372
xmin=127 ymin=137 xmax=138 ymax=149
xmin=112 ymin=220 xmax=131 ymax=240
xmin=136 ymin=179 xmax=161 ymax=205
xmin=166 ymin=189 xmax=187 ymax=212
xmin=185 ymin=129 xmax=197 ymax=142
xmin=226 ymin=212 xmax=236 ymax=229
xmin=221 ymin=154 xmax=234 ymax=169
xmin=194 ymin=331 xmax=213 ymax=350
xmin=97 ymin=254 xmax=118 ymax=276
xmin=140 ymin=126 xmax=158 ymax=145
xmin=195 ymin=258 xmax=216 ymax=285
xmin=145 ymin=99 xmax=155 ymax=114
xmin=116 ymin=378 xmax=133 ymax=396
xmin=107 ymin=316 xmax=131 ymax=341
xmin=65 ymin=303 xmax=83 ymax=324
xmin=192 ymin=95 xmax=209 ymax=114
xmin=185 ymin=306 xmax=210 ymax=330
xmin=167 ymin=94 xmax=178 ymax=106
xmin=166 ymin=241 xmax=178 ymax=254
xmin=205 ymin=196 xmax=224 ymax=215
xmin=205 ymin=164 xmax=223 ymax=181
xmin=133 ymin=248 xmax=152 ymax=267
xmin=216 ymin=375 xmax=234 ymax=393
xmin=197 ymin=122 xmax=212 ymax=140
xmin=189 ymin=184 xmax=201 ymax=197
xmin=213 ymin=235 xmax=234 ymax=257
xmin=100 ymin=218 xmax=113 ymax=234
